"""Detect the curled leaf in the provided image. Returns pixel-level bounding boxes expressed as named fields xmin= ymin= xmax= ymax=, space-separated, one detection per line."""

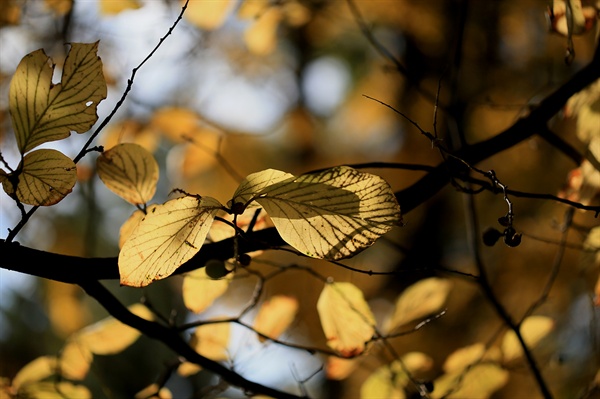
xmin=118 ymin=196 xmax=222 ymax=287
xmin=97 ymin=143 xmax=159 ymax=205
xmin=1 ymin=149 xmax=77 ymax=206
xmin=9 ymin=42 xmax=107 ymax=154
xmin=317 ymin=282 xmax=375 ymax=356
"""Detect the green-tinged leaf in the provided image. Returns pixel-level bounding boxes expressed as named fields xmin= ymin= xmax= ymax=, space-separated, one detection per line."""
xmin=235 ymin=166 xmax=401 ymax=260
xmin=1 ymin=149 xmax=77 ymax=206
xmin=9 ymin=42 xmax=107 ymax=154
xmin=431 ymin=363 xmax=509 ymax=399
xmin=97 ymin=143 xmax=159 ymax=205
xmin=501 ymin=315 xmax=554 ymax=363
xmin=360 ymin=353 xmax=434 ymax=399
xmin=119 ymin=196 xmax=223 ymax=287
xmin=190 ymin=322 xmax=230 ymax=361
xmin=229 ymin=168 xmax=294 ymax=208
xmin=182 ymin=268 xmax=233 ymax=313
xmin=11 ymin=356 xmax=58 ymax=391
xmin=317 ymin=282 xmax=375 ymax=356
xmin=385 ymin=277 xmax=451 ymax=332
xmin=253 ymin=295 xmax=298 ymax=342
xmin=76 ymin=304 xmax=153 ymax=354
xmin=17 ymin=381 xmax=91 ymax=399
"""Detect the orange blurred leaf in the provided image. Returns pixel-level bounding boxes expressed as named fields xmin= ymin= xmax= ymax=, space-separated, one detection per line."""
xmin=501 ymin=315 xmax=554 ymax=363
xmin=317 ymin=282 xmax=375 ymax=356
xmin=182 ymin=268 xmax=233 ymax=313
xmin=183 ymin=0 xmax=234 ymax=30
xmin=253 ymin=295 xmax=298 ymax=342
xmin=150 ymin=107 xmax=202 ymax=143
xmin=11 ymin=356 xmax=58 ymax=391
xmin=100 ymin=0 xmax=142 ymax=15
xmin=431 ymin=363 xmax=509 ymax=399
xmin=190 ymin=322 xmax=230 ymax=361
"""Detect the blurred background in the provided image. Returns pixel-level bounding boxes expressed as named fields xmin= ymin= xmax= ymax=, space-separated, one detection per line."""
xmin=0 ymin=0 xmax=599 ymax=398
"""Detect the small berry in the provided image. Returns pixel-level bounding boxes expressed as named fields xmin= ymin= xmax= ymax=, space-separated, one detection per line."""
xmin=231 ymin=202 xmax=246 ymax=215
xmin=504 ymin=231 xmax=522 ymax=247
xmin=482 ymin=227 xmax=502 ymax=246
xmin=237 ymin=253 xmax=251 ymax=266
xmin=498 ymin=215 xmax=510 ymax=227
xmin=205 ymin=259 xmax=229 ymax=279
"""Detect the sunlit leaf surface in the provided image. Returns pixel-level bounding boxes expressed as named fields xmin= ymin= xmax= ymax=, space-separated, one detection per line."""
xmin=386 ymin=277 xmax=451 ymax=332
xmin=119 ymin=196 xmax=223 ymax=287
xmin=134 ymin=384 xmax=172 ymax=399
xmin=317 ymin=282 xmax=375 ymax=356
xmin=11 ymin=356 xmax=58 ymax=391
xmin=236 ymin=166 xmax=401 ymax=260
xmin=253 ymin=295 xmax=298 ymax=342
xmin=190 ymin=322 xmax=230 ymax=361
xmin=431 ymin=363 xmax=509 ymax=399
xmin=9 ymin=42 xmax=107 ymax=154
xmin=100 ymin=0 xmax=141 ymax=15
xmin=442 ymin=343 xmax=486 ymax=373
xmin=182 ymin=268 xmax=233 ymax=313
xmin=97 ymin=143 xmax=159 ymax=205
xmin=59 ymin=340 xmax=92 ymax=381
xmin=501 ymin=315 xmax=554 ymax=363
xmin=183 ymin=0 xmax=234 ymax=31
xmin=76 ymin=304 xmax=153 ymax=355
xmin=17 ymin=381 xmax=91 ymax=399
xmin=325 ymin=356 xmax=360 ymax=380
xmin=1 ymin=149 xmax=77 ymax=206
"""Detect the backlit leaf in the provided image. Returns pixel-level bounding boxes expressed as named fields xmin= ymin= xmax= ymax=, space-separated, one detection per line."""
xmin=317 ymin=282 xmax=375 ymax=356
xmin=325 ymin=356 xmax=360 ymax=380
xmin=443 ymin=343 xmax=486 ymax=373
xmin=150 ymin=106 xmax=201 ymax=143
xmin=431 ymin=363 xmax=509 ymax=399
xmin=385 ymin=277 xmax=451 ymax=332
xmin=11 ymin=356 xmax=58 ymax=391
xmin=190 ymin=322 xmax=230 ymax=361
xmin=100 ymin=0 xmax=141 ymax=15
xmin=229 ymin=168 xmax=294 ymax=208
xmin=360 ymin=352 xmax=433 ymax=399
xmin=182 ymin=268 xmax=233 ymax=313
xmin=119 ymin=196 xmax=223 ymax=287
xmin=76 ymin=303 xmax=154 ymax=355
xmin=183 ymin=0 xmax=234 ymax=31
xmin=17 ymin=381 xmax=91 ymax=399
xmin=253 ymin=295 xmax=298 ymax=342
xmin=501 ymin=315 xmax=554 ymax=363
xmin=235 ymin=166 xmax=401 ymax=260
xmin=134 ymin=384 xmax=172 ymax=399
xmin=244 ymin=7 xmax=283 ymax=55
xmin=97 ymin=143 xmax=159 ymax=205
xmin=9 ymin=42 xmax=107 ymax=154
xmin=59 ymin=340 xmax=92 ymax=381
xmin=1 ymin=149 xmax=77 ymax=206
xmin=177 ymin=362 xmax=202 ymax=377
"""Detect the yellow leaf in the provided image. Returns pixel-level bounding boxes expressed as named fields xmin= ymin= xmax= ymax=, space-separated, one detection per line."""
xmin=232 ymin=166 xmax=402 ymax=260
xmin=443 ymin=343 xmax=486 ymax=373
xmin=149 ymin=107 xmax=201 ymax=143
xmin=119 ymin=196 xmax=223 ymax=287
xmin=182 ymin=268 xmax=233 ymax=313
xmin=244 ymin=7 xmax=283 ymax=55
xmin=119 ymin=208 xmax=150 ymax=249
xmin=60 ymin=340 xmax=93 ymax=380
xmin=134 ymin=384 xmax=172 ymax=399
xmin=565 ymin=78 xmax=600 ymax=143
xmin=177 ymin=362 xmax=202 ymax=377
xmin=44 ymin=0 xmax=72 ymax=15
xmin=183 ymin=0 xmax=234 ymax=31
xmin=17 ymin=381 xmax=91 ymax=399
xmin=431 ymin=363 xmax=509 ymax=399
xmin=385 ymin=277 xmax=451 ymax=332
xmin=317 ymin=282 xmax=375 ymax=356
xmin=97 ymin=143 xmax=159 ymax=205
xmin=0 ymin=0 xmax=21 ymax=26
xmin=11 ymin=356 xmax=58 ymax=391
xmin=237 ymin=0 xmax=269 ymax=19
xmin=360 ymin=353 xmax=433 ymax=399
xmin=76 ymin=304 xmax=154 ymax=355
xmin=325 ymin=356 xmax=360 ymax=380
xmin=190 ymin=322 xmax=230 ymax=361
xmin=253 ymin=295 xmax=298 ymax=342
xmin=100 ymin=119 xmax=159 ymax=154
xmin=9 ymin=42 xmax=107 ymax=154
xmin=100 ymin=0 xmax=142 ymax=15
xmin=1 ymin=149 xmax=77 ymax=206
xmin=501 ymin=315 xmax=554 ymax=363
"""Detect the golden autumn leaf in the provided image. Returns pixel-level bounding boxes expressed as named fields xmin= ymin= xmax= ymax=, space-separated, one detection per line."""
xmin=16 ymin=381 xmax=91 ymax=399
xmin=360 ymin=352 xmax=433 ymax=399
xmin=134 ymin=384 xmax=172 ymax=399
xmin=442 ymin=343 xmax=486 ymax=373
xmin=9 ymin=42 xmax=107 ymax=154
xmin=231 ymin=166 xmax=402 ymax=260
xmin=243 ymin=7 xmax=283 ymax=55
xmin=317 ymin=282 xmax=375 ymax=356
xmin=183 ymin=0 xmax=234 ymax=31
xmin=97 ymin=143 xmax=159 ymax=205
xmin=501 ymin=315 xmax=554 ymax=363
xmin=100 ymin=0 xmax=142 ymax=15
xmin=100 ymin=119 xmax=159 ymax=153
xmin=119 ymin=196 xmax=223 ymax=287
xmin=75 ymin=303 xmax=154 ymax=355
xmin=149 ymin=106 xmax=201 ymax=143
xmin=0 ymin=149 xmax=77 ymax=206
xmin=59 ymin=340 xmax=93 ymax=381
xmin=11 ymin=356 xmax=58 ymax=391
xmin=177 ymin=362 xmax=202 ymax=377
xmin=385 ymin=277 xmax=451 ymax=332
xmin=190 ymin=322 xmax=230 ymax=361
xmin=431 ymin=363 xmax=509 ymax=399
xmin=253 ymin=295 xmax=298 ymax=342
xmin=182 ymin=268 xmax=233 ymax=313
xmin=325 ymin=356 xmax=360 ymax=380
